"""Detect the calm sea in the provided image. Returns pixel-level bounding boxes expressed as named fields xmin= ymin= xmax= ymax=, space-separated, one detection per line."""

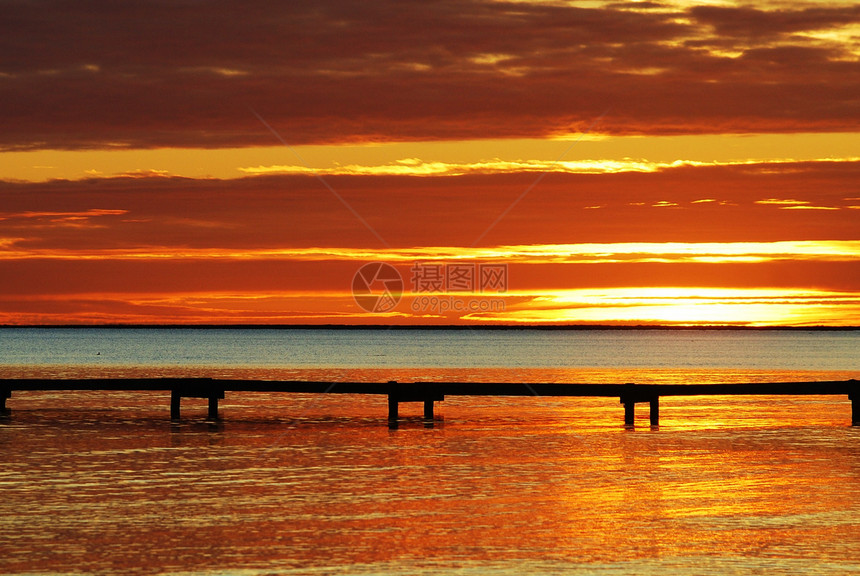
xmin=1 ymin=328 xmax=859 ymax=575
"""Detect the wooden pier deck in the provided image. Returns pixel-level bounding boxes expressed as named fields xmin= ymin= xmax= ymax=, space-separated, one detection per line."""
xmin=1 ymin=378 xmax=859 ymax=426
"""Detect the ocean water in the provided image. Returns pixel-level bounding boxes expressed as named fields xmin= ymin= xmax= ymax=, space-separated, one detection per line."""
xmin=0 ymin=326 xmax=857 ymax=380
xmin=1 ymin=328 xmax=859 ymax=575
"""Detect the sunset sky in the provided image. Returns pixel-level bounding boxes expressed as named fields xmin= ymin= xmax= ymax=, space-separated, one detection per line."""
xmin=1 ymin=0 xmax=858 ymax=326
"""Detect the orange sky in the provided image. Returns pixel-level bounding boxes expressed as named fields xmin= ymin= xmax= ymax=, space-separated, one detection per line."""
xmin=1 ymin=0 xmax=859 ymax=326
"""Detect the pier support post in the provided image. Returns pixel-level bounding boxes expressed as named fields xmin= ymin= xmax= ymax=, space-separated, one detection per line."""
xmin=621 ymin=383 xmax=637 ymax=425
xmin=650 ymin=397 xmax=660 ymax=426
xmin=170 ymin=390 xmax=181 ymax=420
xmin=388 ymin=396 xmax=399 ymax=424
xmin=388 ymin=381 xmax=399 ymax=425
xmin=171 ymin=385 xmax=222 ymax=421
xmin=623 ymin=400 xmax=635 ymax=425
xmin=850 ymin=390 xmax=860 ymax=426
xmin=424 ymin=399 xmax=434 ymax=420
xmin=621 ymin=384 xmax=659 ymax=427
xmin=1 ymin=388 xmax=9 ymax=412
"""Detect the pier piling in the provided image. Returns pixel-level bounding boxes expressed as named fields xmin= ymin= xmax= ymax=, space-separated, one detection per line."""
xmin=386 ymin=382 xmax=442 ymax=425
xmin=208 ymin=396 xmax=219 ymax=420
xmin=170 ymin=390 xmax=181 ymax=420
xmin=623 ymin=399 xmax=635 ymax=425
xmin=170 ymin=386 xmax=223 ymax=420
xmin=650 ymin=397 xmax=660 ymax=426
xmin=1 ymin=388 xmax=9 ymax=412
xmin=388 ymin=396 xmax=399 ymax=423
xmin=621 ymin=383 xmax=637 ymax=425
xmin=620 ymin=384 xmax=660 ymax=426
xmin=850 ymin=391 xmax=860 ymax=426
xmin=424 ymin=399 xmax=435 ymax=420
xmin=387 ymin=381 xmax=399 ymax=424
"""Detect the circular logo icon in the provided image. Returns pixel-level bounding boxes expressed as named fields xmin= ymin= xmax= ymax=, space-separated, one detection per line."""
xmin=352 ymin=262 xmax=403 ymax=313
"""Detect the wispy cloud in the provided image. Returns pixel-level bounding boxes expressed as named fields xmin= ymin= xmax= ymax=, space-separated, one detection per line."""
xmin=755 ymin=198 xmax=810 ymax=206
xmin=0 ymin=209 xmax=128 ymax=221
xmin=781 ymin=205 xmax=841 ymax=211
xmin=755 ymin=198 xmax=841 ymax=210
xmin=0 ymin=209 xmax=129 ymax=228
xmin=2 ymin=241 xmax=858 ymax=264
xmin=238 ymin=157 xmax=860 ymax=177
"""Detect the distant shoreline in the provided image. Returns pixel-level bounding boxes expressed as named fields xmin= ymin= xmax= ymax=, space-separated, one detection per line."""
xmin=1 ymin=324 xmax=858 ymax=331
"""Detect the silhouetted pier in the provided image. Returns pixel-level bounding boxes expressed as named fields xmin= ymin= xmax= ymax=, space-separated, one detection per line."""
xmin=1 ymin=378 xmax=858 ymax=426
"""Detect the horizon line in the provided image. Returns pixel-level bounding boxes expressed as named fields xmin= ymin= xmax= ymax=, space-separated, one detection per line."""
xmin=1 ymin=324 xmax=858 ymax=331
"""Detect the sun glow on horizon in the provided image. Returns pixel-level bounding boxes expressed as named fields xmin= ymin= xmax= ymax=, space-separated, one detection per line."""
xmin=472 ymin=287 xmax=860 ymax=327
xmin=2 ymin=285 xmax=859 ymax=327
xmin=1 ymin=239 xmax=858 ymax=325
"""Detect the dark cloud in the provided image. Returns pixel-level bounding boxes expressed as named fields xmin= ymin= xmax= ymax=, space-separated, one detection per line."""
xmin=1 ymin=161 xmax=857 ymax=252
xmin=691 ymin=5 xmax=860 ymax=39
xmin=0 ymin=0 xmax=858 ymax=149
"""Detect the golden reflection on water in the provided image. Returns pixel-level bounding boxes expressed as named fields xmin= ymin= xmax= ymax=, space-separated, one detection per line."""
xmin=3 ymin=410 xmax=859 ymax=575
xmin=2 ymin=369 xmax=860 ymax=574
